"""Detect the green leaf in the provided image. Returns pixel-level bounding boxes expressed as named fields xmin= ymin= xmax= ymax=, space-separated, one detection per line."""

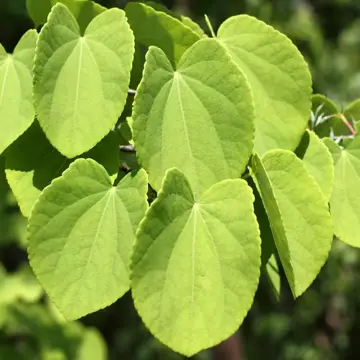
xmin=125 ymin=2 xmax=200 ymax=66
xmin=131 ymin=168 xmax=261 ymax=356
xmin=0 ymin=266 xmax=43 ymax=305
xmin=133 ymin=39 xmax=254 ymax=195
xmin=251 ymin=150 xmax=333 ymax=297
xmin=265 ymin=254 xmax=280 ymax=301
xmin=248 ymin=176 xmax=274 ymax=266
xmin=78 ymin=328 xmax=107 ymax=360
xmin=324 ymin=130 xmax=360 ymax=247
xmin=33 ymin=3 xmax=134 ymax=158
xmin=26 ymin=0 xmax=53 ymax=26
xmin=344 ymin=98 xmax=360 ymax=123
xmin=311 ymin=94 xmax=347 ymax=137
xmin=28 ymin=159 xmax=148 ymax=320
xmin=295 ymin=130 xmax=334 ymax=201
xmin=5 ymin=121 xmax=119 ymax=217
xmin=0 ymin=30 xmax=37 ymax=155
xmin=217 ymin=15 xmax=312 ymax=155
xmin=180 ymin=16 xmax=206 ymax=37
xmin=312 ymin=94 xmax=338 ymax=115
xmin=27 ymin=0 xmax=106 ymax=29
xmin=143 ymin=1 xmax=206 ymax=37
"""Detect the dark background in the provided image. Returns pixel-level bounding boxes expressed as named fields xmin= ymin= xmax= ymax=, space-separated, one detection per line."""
xmin=1 ymin=0 xmax=360 ymax=359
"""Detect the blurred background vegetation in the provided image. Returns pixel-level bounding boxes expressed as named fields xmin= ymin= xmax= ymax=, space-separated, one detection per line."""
xmin=1 ymin=0 xmax=360 ymax=359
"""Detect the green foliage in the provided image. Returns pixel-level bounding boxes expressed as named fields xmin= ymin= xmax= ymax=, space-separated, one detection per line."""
xmin=0 ymin=30 xmax=37 ymax=155
xmin=133 ymin=38 xmax=254 ymax=194
xmin=131 ymin=169 xmax=260 ymax=355
xmin=217 ymin=15 xmax=312 ymax=155
xmin=1 ymin=0 xmax=360 ymax=357
xmin=28 ymin=159 xmax=148 ymax=319
xmin=251 ymin=151 xmax=333 ymax=297
xmin=33 ymin=3 xmax=134 ymax=157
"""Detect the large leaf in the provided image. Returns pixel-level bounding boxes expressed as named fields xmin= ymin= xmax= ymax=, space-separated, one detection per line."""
xmin=0 ymin=30 xmax=37 ymax=155
xmin=27 ymin=0 xmax=106 ymax=29
xmin=251 ymin=150 xmax=333 ymax=297
xmin=295 ymin=130 xmax=334 ymax=201
xmin=324 ymin=127 xmax=360 ymax=247
xmin=28 ymin=159 xmax=148 ymax=320
xmin=131 ymin=168 xmax=261 ymax=356
xmin=5 ymin=121 xmax=119 ymax=217
xmin=125 ymin=2 xmax=200 ymax=66
xmin=33 ymin=3 xmax=134 ymax=158
xmin=217 ymin=15 xmax=312 ymax=155
xmin=133 ymin=38 xmax=254 ymax=195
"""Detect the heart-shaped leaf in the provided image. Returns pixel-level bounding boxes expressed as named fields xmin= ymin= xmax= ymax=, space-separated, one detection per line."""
xmin=131 ymin=168 xmax=261 ymax=356
xmin=33 ymin=3 xmax=134 ymax=158
xmin=28 ymin=159 xmax=148 ymax=320
xmin=133 ymin=38 xmax=254 ymax=195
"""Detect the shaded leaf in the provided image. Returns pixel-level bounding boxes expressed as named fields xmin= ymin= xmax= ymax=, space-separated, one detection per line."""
xmin=125 ymin=2 xmax=200 ymax=66
xmin=5 ymin=122 xmax=119 ymax=217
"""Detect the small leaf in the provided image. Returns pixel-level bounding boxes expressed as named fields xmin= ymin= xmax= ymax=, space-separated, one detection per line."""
xmin=28 ymin=159 xmax=148 ymax=320
xmin=0 ymin=30 xmax=37 ymax=154
xmin=5 ymin=122 xmax=119 ymax=217
xmin=311 ymin=94 xmax=345 ymax=137
xmin=125 ymin=2 xmax=200 ymax=66
xmin=344 ymin=98 xmax=360 ymax=123
xmin=133 ymin=39 xmax=254 ymax=195
xmin=251 ymin=150 xmax=333 ymax=297
xmin=33 ymin=3 xmax=134 ymax=158
xmin=131 ymin=168 xmax=261 ymax=356
xmin=217 ymin=15 xmax=312 ymax=155
xmin=295 ymin=130 xmax=334 ymax=201
xmin=324 ymin=129 xmax=360 ymax=247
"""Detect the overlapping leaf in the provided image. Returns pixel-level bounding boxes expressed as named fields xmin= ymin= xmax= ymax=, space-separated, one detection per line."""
xmin=0 ymin=30 xmax=37 ymax=155
xmin=251 ymin=150 xmax=333 ymax=297
xmin=133 ymin=38 xmax=255 ymax=195
xmin=27 ymin=0 xmax=106 ymax=29
xmin=125 ymin=2 xmax=201 ymax=66
xmin=5 ymin=122 xmax=119 ymax=217
xmin=324 ymin=126 xmax=360 ymax=247
xmin=33 ymin=3 xmax=134 ymax=158
xmin=131 ymin=168 xmax=261 ymax=356
xmin=217 ymin=15 xmax=312 ymax=155
xmin=28 ymin=159 xmax=148 ymax=320
xmin=295 ymin=130 xmax=334 ymax=201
